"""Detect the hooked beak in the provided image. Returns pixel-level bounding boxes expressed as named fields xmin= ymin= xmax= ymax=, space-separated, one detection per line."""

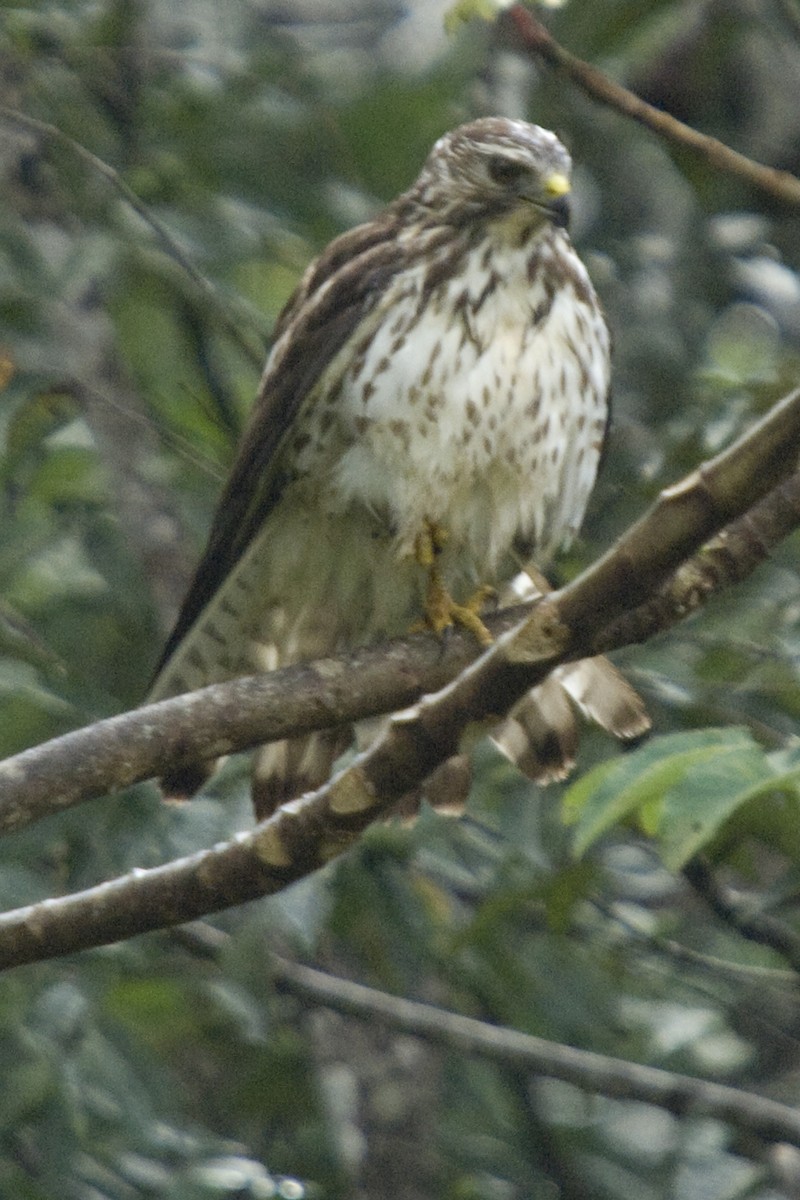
xmin=541 ymin=171 xmax=571 ymax=229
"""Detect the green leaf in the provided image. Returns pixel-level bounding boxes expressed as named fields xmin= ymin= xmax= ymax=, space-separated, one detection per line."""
xmin=444 ymin=0 xmax=501 ymax=35
xmin=656 ymin=743 xmax=777 ymax=870
xmin=563 ymin=728 xmax=755 ymax=857
xmin=563 ymin=728 xmax=800 ymax=871
xmin=703 ymin=768 xmax=800 ymax=868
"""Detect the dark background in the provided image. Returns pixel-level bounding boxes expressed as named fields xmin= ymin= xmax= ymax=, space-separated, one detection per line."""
xmin=2 ymin=1 xmax=800 ymax=1196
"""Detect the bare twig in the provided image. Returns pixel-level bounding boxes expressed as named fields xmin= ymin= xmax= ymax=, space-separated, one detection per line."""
xmin=272 ymin=957 xmax=800 ymax=1147
xmin=683 ymin=858 xmax=800 ymax=975
xmin=167 ymin=926 xmax=800 ymax=1148
xmin=594 ymin=901 xmax=799 ymax=989
xmin=506 ymin=5 xmax=800 ymax=208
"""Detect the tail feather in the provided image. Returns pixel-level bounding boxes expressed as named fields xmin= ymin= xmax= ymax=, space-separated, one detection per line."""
xmin=558 ymin=656 xmax=651 ymax=740
xmin=160 ymin=759 xmax=217 ymax=803
xmin=251 ymin=727 xmax=353 ymax=820
xmin=492 ymin=674 xmax=580 ymax=784
xmin=488 ymin=565 xmax=650 ymax=784
xmin=491 ymin=658 xmax=649 ymax=784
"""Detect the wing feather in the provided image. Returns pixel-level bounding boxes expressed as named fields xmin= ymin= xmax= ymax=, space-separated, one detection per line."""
xmin=154 ymin=208 xmax=412 ymax=676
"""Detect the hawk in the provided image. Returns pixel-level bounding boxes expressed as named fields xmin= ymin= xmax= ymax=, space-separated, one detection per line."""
xmin=150 ymin=117 xmax=649 ymax=816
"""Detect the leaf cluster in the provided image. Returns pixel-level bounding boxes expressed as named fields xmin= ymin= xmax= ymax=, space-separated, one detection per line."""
xmin=2 ymin=0 xmax=800 ymax=1197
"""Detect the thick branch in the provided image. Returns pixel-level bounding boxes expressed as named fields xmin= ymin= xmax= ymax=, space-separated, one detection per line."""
xmin=0 ymin=604 xmax=529 ymax=836
xmin=272 ymin=958 xmax=800 ymax=1148
xmin=596 ymin=469 xmax=800 ymax=653
xmin=0 ymin=394 xmax=799 ymax=967
xmin=0 ymin=388 xmax=799 ymax=847
xmin=506 ymin=5 xmax=800 ymax=208
xmin=534 ymin=389 xmax=800 ymax=654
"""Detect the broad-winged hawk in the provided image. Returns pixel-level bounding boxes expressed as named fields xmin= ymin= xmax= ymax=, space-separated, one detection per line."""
xmin=150 ymin=117 xmax=648 ymax=815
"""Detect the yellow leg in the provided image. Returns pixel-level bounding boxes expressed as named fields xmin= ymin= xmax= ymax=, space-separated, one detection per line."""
xmin=413 ymin=518 xmax=495 ymax=647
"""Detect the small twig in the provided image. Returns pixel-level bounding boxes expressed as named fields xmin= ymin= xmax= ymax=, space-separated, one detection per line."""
xmin=595 ymin=901 xmax=799 ymax=990
xmin=683 ymin=858 xmax=800 ymax=975
xmin=506 ymin=5 xmax=800 ymax=208
xmin=167 ymin=921 xmax=800 ymax=1150
xmin=0 ymin=104 xmax=266 ymax=367
xmin=272 ymin=957 xmax=800 ymax=1147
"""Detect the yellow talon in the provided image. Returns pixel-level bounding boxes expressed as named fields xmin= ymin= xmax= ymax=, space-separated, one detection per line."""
xmin=446 ymin=598 xmax=495 ymax=647
xmin=413 ymin=519 xmax=495 ymax=647
xmin=414 ymin=518 xmax=449 ymax=568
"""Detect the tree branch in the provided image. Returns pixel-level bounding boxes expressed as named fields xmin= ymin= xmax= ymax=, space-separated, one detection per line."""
xmin=505 ymin=5 xmax=800 ymax=208
xmin=596 ymin=468 xmax=800 ymax=654
xmin=0 ymin=386 xmax=799 ymax=834
xmin=594 ymin=900 xmax=798 ymax=989
xmin=0 ymin=388 xmax=797 ymax=838
xmin=0 ymin=391 xmax=799 ymax=968
xmin=0 ymin=602 xmax=530 ymax=835
xmin=683 ymin=858 xmax=800 ymax=975
xmin=272 ymin=957 xmax=800 ymax=1148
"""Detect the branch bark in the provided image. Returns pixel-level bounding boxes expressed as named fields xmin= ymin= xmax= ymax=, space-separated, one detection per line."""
xmin=0 ymin=390 xmax=799 ymax=968
xmin=0 ymin=602 xmax=530 ymax=835
xmin=272 ymin=957 xmax=800 ymax=1148
xmin=0 ymin=388 xmax=796 ymax=840
xmin=1 ymin=387 xmax=798 ymax=840
xmin=505 ymin=5 xmax=800 ymax=208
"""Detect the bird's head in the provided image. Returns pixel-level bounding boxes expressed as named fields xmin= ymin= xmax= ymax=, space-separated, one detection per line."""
xmin=411 ymin=117 xmax=573 ymax=233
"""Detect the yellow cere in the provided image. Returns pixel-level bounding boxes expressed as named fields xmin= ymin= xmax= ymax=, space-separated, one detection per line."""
xmin=544 ymin=172 xmax=571 ymax=198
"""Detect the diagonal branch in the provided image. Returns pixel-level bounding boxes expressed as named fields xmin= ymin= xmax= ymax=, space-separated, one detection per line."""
xmin=0 ymin=384 xmax=796 ymax=844
xmin=273 ymin=957 xmax=800 ymax=1148
xmin=597 ymin=468 xmax=800 ymax=655
xmin=0 ymin=387 xmax=799 ymax=845
xmin=0 ymin=390 xmax=799 ymax=968
xmin=505 ymin=5 xmax=800 ymax=208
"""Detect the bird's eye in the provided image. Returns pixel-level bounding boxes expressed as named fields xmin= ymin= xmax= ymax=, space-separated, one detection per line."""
xmin=486 ymin=156 xmax=529 ymax=186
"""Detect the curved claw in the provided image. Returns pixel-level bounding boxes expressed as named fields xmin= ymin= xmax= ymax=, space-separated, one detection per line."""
xmin=414 ymin=520 xmax=495 ymax=647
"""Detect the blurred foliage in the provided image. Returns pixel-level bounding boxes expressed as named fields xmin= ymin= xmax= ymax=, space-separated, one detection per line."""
xmin=564 ymin=727 xmax=800 ymax=869
xmin=2 ymin=0 xmax=800 ymax=1196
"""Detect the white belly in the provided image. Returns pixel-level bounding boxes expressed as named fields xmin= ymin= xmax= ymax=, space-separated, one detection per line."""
xmin=328 ymin=228 xmax=610 ymax=578
xmin=151 ymin=224 xmax=610 ymax=699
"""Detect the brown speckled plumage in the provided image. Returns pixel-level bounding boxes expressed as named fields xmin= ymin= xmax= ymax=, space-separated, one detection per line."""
xmin=150 ymin=117 xmax=648 ymax=815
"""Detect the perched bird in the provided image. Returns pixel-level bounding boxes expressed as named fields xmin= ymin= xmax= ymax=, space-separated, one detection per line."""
xmin=150 ymin=117 xmax=649 ymax=817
